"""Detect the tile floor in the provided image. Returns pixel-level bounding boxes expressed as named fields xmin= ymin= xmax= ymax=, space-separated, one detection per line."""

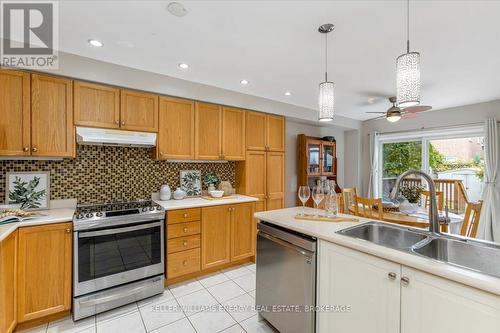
xmin=19 ymin=263 xmax=277 ymax=333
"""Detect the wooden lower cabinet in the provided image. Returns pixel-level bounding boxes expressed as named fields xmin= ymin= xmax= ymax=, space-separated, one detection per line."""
xmin=0 ymin=230 xmax=18 ymax=333
xmin=231 ymin=203 xmax=255 ymax=261
xmin=167 ymin=248 xmax=201 ymax=279
xmin=201 ymin=206 xmax=232 ymax=269
xmin=17 ymin=223 xmax=72 ymax=323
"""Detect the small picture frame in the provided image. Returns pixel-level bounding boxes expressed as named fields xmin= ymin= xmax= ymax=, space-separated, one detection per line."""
xmin=5 ymin=171 xmax=50 ymax=210
xmin=180 ymin=170 xmax=202 ymax=197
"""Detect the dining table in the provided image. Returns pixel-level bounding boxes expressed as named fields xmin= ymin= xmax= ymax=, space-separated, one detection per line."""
xmin=348 ymin=205 xmax=464 ymax=234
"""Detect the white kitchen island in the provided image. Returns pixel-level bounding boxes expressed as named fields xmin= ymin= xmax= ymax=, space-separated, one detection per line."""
xmin=255 ymin=207 xmax=500 ymax=333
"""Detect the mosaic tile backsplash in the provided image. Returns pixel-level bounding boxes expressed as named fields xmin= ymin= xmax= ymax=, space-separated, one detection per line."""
xmin=0 ymin=146 xmax=235 ymax=204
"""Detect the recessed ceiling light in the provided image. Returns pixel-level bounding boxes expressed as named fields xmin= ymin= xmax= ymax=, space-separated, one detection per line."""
xmin=178 ymin=63 xmax=189 ymax=69
xmin=167 ymin=2 xmax=188 ymax=17
xmin=88 ymin=39 xmax=103 ymax=47
xmin=284 ymin=91 xmax=292 ymax=96
xmin=240 ymin=79 xmax=249 ymax=85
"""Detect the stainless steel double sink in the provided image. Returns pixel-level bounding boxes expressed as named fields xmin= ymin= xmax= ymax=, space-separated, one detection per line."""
xmin=337 ymin=221 xmax=500 ymax=279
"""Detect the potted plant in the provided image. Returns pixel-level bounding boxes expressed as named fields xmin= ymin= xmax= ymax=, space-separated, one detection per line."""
xmin=398 ymin=184 xmax=424 ymax=213
xmin=203 ymin=172 xmax=220 ymax=192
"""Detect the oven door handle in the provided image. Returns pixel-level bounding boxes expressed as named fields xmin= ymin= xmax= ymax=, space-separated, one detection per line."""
xmin=78 ymin=221 xmax=162 ymax=238
xmin=78 ymin=283 xmax=155 ymax=307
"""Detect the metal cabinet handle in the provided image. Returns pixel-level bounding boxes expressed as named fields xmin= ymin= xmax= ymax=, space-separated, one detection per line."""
xmin=183 ymin=241 xmax=188 ymax=246
xmin=183 ymin=260 xmax=188 ymax=266
xmin=66 ymin=228 xmax=72 ymax=233
xmin=23 ymin=147 xmax=29 ymax=152
xmin=121 ymin=121 xmax=125 ymax=125
xmin=115 ymin=120 xmax=119 ymax=125
xmin=183 ymin=213 xmax=188 ymax=218
xmin=388 ymin=272 xmax=397 ymax=280
xmin=183 ymin=227 xmax=188 ymax=233
xmin=401 ymin=276 xmax=410 ymax=286
xmin=31 ymin=147 xmax=38 ymax=152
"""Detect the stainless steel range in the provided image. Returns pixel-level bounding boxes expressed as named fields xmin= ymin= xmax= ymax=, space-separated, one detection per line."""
xmin=72 ymin=200 xmax=165 ymax=320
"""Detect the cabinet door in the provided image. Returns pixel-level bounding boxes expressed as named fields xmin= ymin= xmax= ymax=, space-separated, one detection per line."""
xmin=244 ymin=150 xmax=267 ymax=204
xmin=31 ymin=74 xmax=74 ymax=157
xmin=221 ymin=107 xmax=245 ymax=160
xmin=17 ymin=223 xmax=72 ymax=323
xmin=231 ymin=203 xmax=256 ymax=261
xmin=266 ymin=152 xmax=284 ymax=210
xmin=0 ymin=69 xmax=30 ymax=156
xmin=317 ymin=241 xmax=401 ymax=333
xmin=306 ymin=139 xmax=322 ymax=176
xmin=0 ymin=230 xmax=18 ymax=333
xmin=321 ymin=142 xmax=336 ymax=175
xmin=266 ymin=115 xmax=285 ymax=152
xmin=195 ymin=102 xmax=222 ymax=160
xmin=246 ymin=111 xmax=266 ymax=151
xmin=201 ymin=206 xmax=231 ymax=269
xmin=401 ymin=266 xmax=500 ymax=333
xmin=74 ymin=81 xmax=120 ymax=129
xmin=157 ymin=97 xmax=195 ymax=160
xmin=120 ymin=89 xmax=158 ymax=132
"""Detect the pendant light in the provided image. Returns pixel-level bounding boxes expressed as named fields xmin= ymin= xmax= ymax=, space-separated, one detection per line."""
xmin=396 ymin=0 xmax=420 ymax=107
xmin=318 ymin=23 xmax=335 ymax=122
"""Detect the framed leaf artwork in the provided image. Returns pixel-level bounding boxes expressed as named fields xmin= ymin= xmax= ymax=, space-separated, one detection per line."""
xmin=180 ymin=170 xmax=201 ymax=197
xmin=5 ymin=171 xmax=50 ymax=210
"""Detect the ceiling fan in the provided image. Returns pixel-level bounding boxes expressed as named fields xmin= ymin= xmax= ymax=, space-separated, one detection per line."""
xmin=366 ymin=97 xmax=432 ymax=122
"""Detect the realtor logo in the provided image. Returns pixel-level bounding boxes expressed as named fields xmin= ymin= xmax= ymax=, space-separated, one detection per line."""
xmin=1 ymin=0 xmax=58 ymax=69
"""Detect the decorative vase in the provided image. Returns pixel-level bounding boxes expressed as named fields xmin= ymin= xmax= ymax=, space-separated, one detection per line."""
xmin=159 ymin=184 xmax=171 ymax=201
xmin=208 ymin=184 xmax=216 ymax=192
xmin=173 ymin=187 xmax=187 ymax=200
xmin=218 ymin=181 xmax=233 ymax=196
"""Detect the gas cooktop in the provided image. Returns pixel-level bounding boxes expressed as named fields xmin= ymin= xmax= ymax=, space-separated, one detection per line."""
xmin=73 ymin=199 xmax=163 ymax=222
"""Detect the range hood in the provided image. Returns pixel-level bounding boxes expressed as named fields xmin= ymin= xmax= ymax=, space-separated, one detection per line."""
xmin=76 ymin=127 xmax=157 ymax=147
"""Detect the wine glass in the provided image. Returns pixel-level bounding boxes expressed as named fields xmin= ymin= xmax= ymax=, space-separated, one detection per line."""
xmin=298 ymin=186 xmax=311 ymax=216
xmin=312 ymin=185 xmax=325 ymax=215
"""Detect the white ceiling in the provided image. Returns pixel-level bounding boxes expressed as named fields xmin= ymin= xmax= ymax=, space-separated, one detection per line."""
xmin=57 ymin=0 xmax=500 ymax=121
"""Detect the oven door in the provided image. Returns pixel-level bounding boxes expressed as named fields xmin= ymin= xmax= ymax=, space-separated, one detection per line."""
xmin=74 ymin=220 xmax=164 ymax=297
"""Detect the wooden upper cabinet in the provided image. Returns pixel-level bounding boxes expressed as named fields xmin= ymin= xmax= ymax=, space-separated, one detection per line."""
xmin=0 ymin=230 xmax=18 ymax=333
xmin=246 ymin=111 xmax=267 ymax=151
xmin=222 ymin=107 xmax=245 ymax=160
xmin=17 ymin=222 xmax=72 ymax=323
xmin=0 ymin=69 xmax=30 ymax=156
xmin=120 ymin=89 xmax=158 ymax=132
xmin=74 ymin=81 xmax=120 ymax=129
xmin=195 ymin=102 xmax=222 ymax=160
xmin=231 ymin=203 xmax=256 ymax=261
xmin=266 ymin=115 xmax=285 ymax=152
xmin=267 ymin=151 xmax=285 ymax=210
xmin=157 ymin=97 xmax=195 ymax=160
xmin=245 ymin=112 xmax=285 ymax=152
xmin=201 ymin=206 xmax=231 ymax=269
xmin=31 ymin=74 xmax=74 ymax=157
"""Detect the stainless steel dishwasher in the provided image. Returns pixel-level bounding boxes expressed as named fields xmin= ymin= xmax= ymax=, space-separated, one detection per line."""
xmin=256 ymin=222 xmax=317 ymax=333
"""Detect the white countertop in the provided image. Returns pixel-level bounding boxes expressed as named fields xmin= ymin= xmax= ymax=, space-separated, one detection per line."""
xmin=154 ymin=194 xmax=258 ymax=210
xmin=255 ymin=206 xmax=500 ymax=296
xmin=0 ymin=207 xmax=75 ymax=242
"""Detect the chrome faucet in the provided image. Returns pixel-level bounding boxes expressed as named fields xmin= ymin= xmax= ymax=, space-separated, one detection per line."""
xmin=390 ymin=169 xmax=443 ymax=234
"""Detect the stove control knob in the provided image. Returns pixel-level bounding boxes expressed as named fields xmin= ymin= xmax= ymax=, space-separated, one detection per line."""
xmin=142 ymin=207 xmax=148 ymax=212
xmin=76 ymin=214 xmax=83 ymax=219
xmin=85 ymin=213 xmax=93 ymax=218
xmin=96 ymin=212 xmax=103 ymax=217
xmin=156 ymin=206 xmax=163 ymax=211
xmin=149 ymin=207 xmax=155 ymax=211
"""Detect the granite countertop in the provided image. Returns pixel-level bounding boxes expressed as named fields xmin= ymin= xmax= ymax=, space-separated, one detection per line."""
xmin=154 ymin=194 xmax=258 ymax=210
xmin=255 ymin=206 xmax=500 ymax=297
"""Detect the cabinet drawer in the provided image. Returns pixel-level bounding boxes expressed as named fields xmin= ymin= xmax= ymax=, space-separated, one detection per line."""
xmin=167 ymin=221 xmax=200 ymax=239
xmin=167 ymin=208 xmax=201 ymax=224
xmin=167 ymin=248 xmax=200 ymax=279
xmin=167 ymin=234 xmax=201 ymax=254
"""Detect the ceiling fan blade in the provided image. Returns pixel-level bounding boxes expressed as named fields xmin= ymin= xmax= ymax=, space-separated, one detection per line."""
xmin=403 ymin=105 xmax=432 ymax=113
xmin=402 ymin=113 xmax=418 ymax=119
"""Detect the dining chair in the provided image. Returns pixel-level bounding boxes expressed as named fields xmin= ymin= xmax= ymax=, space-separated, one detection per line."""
xmin=460 ymin=201 xmax=483 ymax=238
xmin=342 ymin=188 xmax=358 ymax=215
xmin=356 ymin=196 xmax=384 ymax=220
xmin=337 ymin=192 xmax=345 ymax=214
xmin=422 ymin=190 xmax=444 ymax=210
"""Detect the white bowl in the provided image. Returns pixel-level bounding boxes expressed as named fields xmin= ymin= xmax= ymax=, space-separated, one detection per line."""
xmin=209 ymin=190 xmax=224 ymax=198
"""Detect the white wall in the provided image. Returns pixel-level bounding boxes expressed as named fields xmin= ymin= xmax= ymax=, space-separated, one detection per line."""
xmin=358 ymin=99 xmax=500 ymax=195
xmin=284 ymin=120 xmax=345 ymax=208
